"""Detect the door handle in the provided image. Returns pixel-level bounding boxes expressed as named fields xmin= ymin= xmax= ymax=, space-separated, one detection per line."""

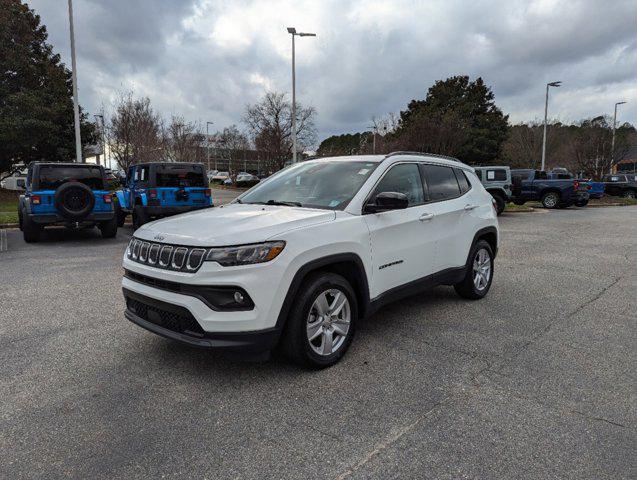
xmin=419 ymin=212 xmax=434 ymax=221
xmin=464 ymin=204 xmax=478 ymax=211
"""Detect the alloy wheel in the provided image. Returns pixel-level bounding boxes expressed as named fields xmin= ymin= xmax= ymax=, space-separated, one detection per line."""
xmin=306 ymin=288 xmax=351 ymax=356
xmin=473 ymin=248 xmax=492 ymax=291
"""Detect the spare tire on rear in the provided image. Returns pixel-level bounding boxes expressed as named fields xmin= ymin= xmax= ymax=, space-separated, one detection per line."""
xmin=54 ymin=182 xmax=95 ymax=220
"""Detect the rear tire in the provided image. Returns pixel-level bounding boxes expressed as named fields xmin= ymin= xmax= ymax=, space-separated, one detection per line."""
xmin=22 ymin=214 xmax=41 ymax=243
xmin=115 ymin=203 xmax=126 ymax=227
xmin=541 ymin=191 xmax=560 ymax=209
xmin=132 ymin=206 xmax=148 ymax=231
xmin=99 ymin=216 xmax=118 ymax=238
xmin=575 ymin=199 xmax=589 ymax=207
xmin=454 ymin=240 xmax=494 ymax=300
xmin=280 ymin=272 xmax=357 ymax=369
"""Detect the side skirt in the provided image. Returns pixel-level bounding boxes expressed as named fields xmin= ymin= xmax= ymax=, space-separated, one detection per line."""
xmin=367 ymin=266 xmax=466 ymax=316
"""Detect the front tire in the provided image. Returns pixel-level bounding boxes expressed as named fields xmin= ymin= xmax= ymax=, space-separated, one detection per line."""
xmin=280 ymin=272 xmax=357 ymax=369
xmin=623 ymin=189 xmax=636 ymax=199
xmin=541 ymin=191 xmax=560 ymax=209
xmin=454 ymin=240 xmax=494 ymax=300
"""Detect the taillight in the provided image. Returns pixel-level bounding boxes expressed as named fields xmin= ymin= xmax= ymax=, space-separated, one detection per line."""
xmin=31 ymin=195 xmax=41 ymax=205
xmin=491 ymin=198 xmax=497 ymax=211
xmin=103 ymin=194 xmax=112 ymax=203
xmin=204 ymin=188 xmax=211 ymax=198
xmin=148 ymin=189 xmax=157 ymax=199
xmin=573 ymin=180 xmax=579 ymax=190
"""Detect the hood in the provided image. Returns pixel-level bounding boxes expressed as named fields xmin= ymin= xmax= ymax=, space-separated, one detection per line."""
xmin=135 ymin=203 xmax=336 ymax=246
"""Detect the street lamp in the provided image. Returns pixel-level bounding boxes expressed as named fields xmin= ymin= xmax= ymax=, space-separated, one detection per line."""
xmin=287 ymin=27 xmax=316 ymax=163
xmin=541 ymin=81 xmax=562 ymax=171
xmin=610 ymin=101 xmax=627 ymax=174
xmin=67 ymin=0 xmax=82 ymax=162
xmin=93 ymin=114 xmax=106 ymax=167
xmin=206 ymin=121 xmax=214 ymax=172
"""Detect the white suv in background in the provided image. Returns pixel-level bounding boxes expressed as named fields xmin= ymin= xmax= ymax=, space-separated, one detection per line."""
xmin=122 ymin=152 xmax=499 ymax=368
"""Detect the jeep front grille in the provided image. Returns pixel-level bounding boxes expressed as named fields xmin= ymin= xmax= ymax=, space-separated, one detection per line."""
xmin=127 ymin=238 xmax=206 ymax=272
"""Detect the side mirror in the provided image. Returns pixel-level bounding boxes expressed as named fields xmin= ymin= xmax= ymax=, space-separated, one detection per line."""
xmin=364 ymin=191 xmax=409 ymax=213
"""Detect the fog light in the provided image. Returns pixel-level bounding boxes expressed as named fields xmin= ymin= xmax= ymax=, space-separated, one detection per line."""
xmin=234 ymin=291 xmax=244 ymax=304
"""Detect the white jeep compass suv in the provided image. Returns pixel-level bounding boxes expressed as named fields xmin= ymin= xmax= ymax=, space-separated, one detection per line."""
xmin=122 ymin=152 xmax=499 ymax=368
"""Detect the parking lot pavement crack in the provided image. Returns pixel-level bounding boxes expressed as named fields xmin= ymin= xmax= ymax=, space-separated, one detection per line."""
xmin=472 ymin=369 xmax=633 ymax=432
xmin=333 ymin=397 xmax=451 ymax=480
xmin=494 ymin=276 xmax=622 ymax=372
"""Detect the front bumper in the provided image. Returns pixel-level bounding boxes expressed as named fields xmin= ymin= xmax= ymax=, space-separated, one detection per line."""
xmin=29 ymin=211 xmax=114 ymax=225
xmin=124 ymin=288 xmax=279 ymax=351
xmin=141 ymin=205 xmax=212 ymax=216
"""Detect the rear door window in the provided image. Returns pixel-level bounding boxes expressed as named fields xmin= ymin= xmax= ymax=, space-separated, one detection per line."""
xmin=454 ymin=169 xmax=471 ymax=194
xmin=485 ymin=169 xmax=507 ymax=181
xmin=422 ymin=164 xmax=461 ymax=201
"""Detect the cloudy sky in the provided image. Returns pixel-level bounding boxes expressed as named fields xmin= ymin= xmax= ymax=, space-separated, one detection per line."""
xmin=28 ymin=0 xmax=637 ymax=143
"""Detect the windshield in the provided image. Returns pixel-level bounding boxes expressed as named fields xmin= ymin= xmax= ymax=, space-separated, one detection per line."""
xmin=38 ymin=165 xmax=104 ymax=190
xmin=238 ymin=160 xmax=379 ymax=210
xmin=155 ymin=165 xmax=206 ymax=187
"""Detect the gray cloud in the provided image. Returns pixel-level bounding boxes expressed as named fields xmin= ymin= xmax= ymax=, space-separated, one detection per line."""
xmin=28 ymin=0 xmax=637 ymax=142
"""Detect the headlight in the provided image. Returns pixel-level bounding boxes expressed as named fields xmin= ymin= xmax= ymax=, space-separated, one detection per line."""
xmin=205 ymin=241 xmax=285 ymax=266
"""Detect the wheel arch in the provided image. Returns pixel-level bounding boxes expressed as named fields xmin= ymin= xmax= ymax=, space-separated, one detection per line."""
xmin=471 ymin=226 xmax=498 ymax=259
xmin=275 ymin=253 xmax=371 ymax=331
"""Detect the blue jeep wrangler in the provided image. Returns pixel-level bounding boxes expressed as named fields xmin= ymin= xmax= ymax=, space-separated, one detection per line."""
xmin=115 ymin=162 xmax=212 ymax=230
xmin=18 ymin=162 xmax=117 ymax=243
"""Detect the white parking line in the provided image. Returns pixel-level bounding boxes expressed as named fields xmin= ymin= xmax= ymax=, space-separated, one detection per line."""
xmin=0 ymin=229 xmax=7 ymax=252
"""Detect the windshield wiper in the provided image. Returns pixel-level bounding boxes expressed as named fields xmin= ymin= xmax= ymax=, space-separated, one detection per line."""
xmin=248 ymin=199 xmax=302 ymax=207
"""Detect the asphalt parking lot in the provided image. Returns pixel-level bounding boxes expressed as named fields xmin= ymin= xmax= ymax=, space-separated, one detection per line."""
xmin=1 ymin=205 xmax=635 ymax=479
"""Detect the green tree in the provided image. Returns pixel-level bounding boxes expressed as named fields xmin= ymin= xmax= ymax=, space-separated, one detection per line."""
xmin=394 ymin=76 xmax=509 ymax=164
xmin=0 ymin=0 xmax=95 ymax=174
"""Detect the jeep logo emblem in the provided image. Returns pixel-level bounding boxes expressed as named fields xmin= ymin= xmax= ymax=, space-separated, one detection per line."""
xmin=154 ymin=235 xmax=165 ymax=241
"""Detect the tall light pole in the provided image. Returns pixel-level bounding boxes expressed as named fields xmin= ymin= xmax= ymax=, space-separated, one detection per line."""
xmin=206 ymin=121 xmax=214 ymax=173
xmin=541 ymin=81 xmax=561 ymax=171
xmin=287 ymin=27 xmax=316 ymax=163
xmin=67 ymin=0 xmax=82 ymax=163
xmin=610 ymin=101 xmax=627 ymax=174
xmin=94 ymin=114 xmax=106 ymax=167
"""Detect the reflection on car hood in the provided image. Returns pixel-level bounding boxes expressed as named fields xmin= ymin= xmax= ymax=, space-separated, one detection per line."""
xmin=134 ymin=203 xmax=336 ymax=246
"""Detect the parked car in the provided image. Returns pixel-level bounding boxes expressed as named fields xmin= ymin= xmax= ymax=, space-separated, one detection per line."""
xmin=210 ymin=171 xmax=230 ymax=184
xmin=1 ymin=166 xmax=27 ymax=191
xmin=122 ymin=152 xmax=499 ymax=368
xmin=547 ymin=169 xmax=604 ymax=199
xmin=207 ymin=170 xmax=218 ymax=182
xmin=510 ymin=169 xmax=590 ymax=208
xmin=17 ymin=162 xmax=117 ymax=242
xmin=473 ymin=166 xmax=512 ymax=215
xmin=602 ymin=173 xmax=637 ymax=198
xmin=115 ymin=162 xmax=213 ymax=230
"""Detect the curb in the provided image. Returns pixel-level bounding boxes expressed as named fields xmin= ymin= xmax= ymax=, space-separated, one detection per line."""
xmin=0 ymin=223 xmax=18 ymax=229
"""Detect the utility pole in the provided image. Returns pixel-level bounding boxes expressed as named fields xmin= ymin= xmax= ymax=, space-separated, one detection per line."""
xmin=94 ymin=114 xmax=106 ymax=167
xmin=610 ymin=101 xmax=627 ymax=174
xmin=206 ymin=121 xmax=214 ymax=173
xmin=287 ymin=27 xmax=316 ymax=163
xmin=541 ymin=81 xmax=561 ymax=171
xmin=67 ymin=0 xmax=82 ymax=163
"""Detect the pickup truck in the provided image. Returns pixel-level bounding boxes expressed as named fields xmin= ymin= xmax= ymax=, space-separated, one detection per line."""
xmin=547 ymin=169 xmax=604 ymax=200
xmin=510 ymin=169 xmax=590 ymax=208
xmin=602 ymin=173 xmax=637 ymax=199
xmin=115 ymin=162 xmax=213 ymax=230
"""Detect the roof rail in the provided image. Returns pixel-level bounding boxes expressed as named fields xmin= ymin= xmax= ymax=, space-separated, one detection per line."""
xmin=382 ymin=151 xmax=462 ymax=163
